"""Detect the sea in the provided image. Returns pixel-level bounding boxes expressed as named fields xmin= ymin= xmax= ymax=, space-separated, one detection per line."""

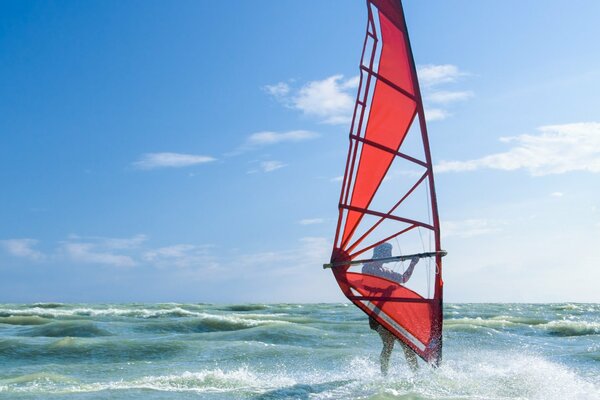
xmin=0 ymin=303 xmax=598 ymax=400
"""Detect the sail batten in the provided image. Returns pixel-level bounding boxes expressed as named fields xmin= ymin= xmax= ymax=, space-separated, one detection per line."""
xmin=328 ymin=0 xmax=444 ymax=366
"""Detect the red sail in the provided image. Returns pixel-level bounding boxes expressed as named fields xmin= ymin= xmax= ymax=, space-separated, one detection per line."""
xmin=330 ymin=0 xmax=443 ymax=365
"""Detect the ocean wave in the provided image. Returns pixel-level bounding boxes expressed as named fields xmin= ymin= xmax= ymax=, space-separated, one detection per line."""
xmin=30 ymin=302 xmax=65 ymax=309
xmin=136 ymin=313 xmax=287 ymax=334
xmin=444 ymin=315 xmax=553 ymax=332
xmin=0 ymin=316 xmax=51 ymax=325
xmin=0 ymin=371 xmax=75 ymax=385
xmin=222 ymin=304 xmax=269 ymax=312
xmin=2 ymin=355 xmax=599 ymax=400
xmin=0 ymin=306 xmax=206 ymax=319
xmin=444 ymin=317 xmax=518 ymax=331
xmin=0 ymin=367 xmax=296 ymax=395
xmin=0 ymin=337 xmax=185 ymax=362
xmin=0 ymin=367 xmax=356 ymax=398
xmin=224 ymin=324 xmax=329 ymax=347
xmin=542 ymin=320 xmax=600 ymax=337
xmin=21 ymin=320 xmax=112 ymax=337
xmin=490 ymin=315 xmax=548 ymax=325
xmin=416 ymin=352 xmax=600 ymax=400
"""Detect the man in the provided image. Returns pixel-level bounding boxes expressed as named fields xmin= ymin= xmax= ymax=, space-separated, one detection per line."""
xmin=362 ymin=243 xmax=419 ymax=375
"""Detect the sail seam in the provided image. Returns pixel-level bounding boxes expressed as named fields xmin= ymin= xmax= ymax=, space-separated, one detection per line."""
xmin=349 ymin=134 xmax=427 ymax=167
xmin=360 ymin=65 xmax=415 ymax=101
xmin=339 ymin=204 xmax=434 ymax=231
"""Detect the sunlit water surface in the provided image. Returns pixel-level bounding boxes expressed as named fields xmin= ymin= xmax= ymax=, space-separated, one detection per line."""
xmin=0 ymin=303 xmax=599 ymax=399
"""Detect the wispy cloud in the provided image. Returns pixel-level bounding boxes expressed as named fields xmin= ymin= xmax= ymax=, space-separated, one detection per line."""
xmin=61 ymin=242 xmax=137 ymax=267
xmin=424 ymin=108 xmax=451 ymax=121
xmin=442 ymin=219 xmax=504 ymax=238
xmin=0 ymin=239 xmax=45 ymax=261
xmin=427 ymin=90 xmax=473 ymax=104
xmin=230 ymin=130 xmax=319 ymax=156
xmin=68 ymin=234 xmax=148 ymax=249
xmin=260 ymin=160 xmax=286 ymax=172
xmin=416 ymin=64 xmax=472 ymax=122
xmin=230 ymin=236 xmax=330 ymax=279
xmin=3 ymin=234 xmax=223 ymax=273
xmin=59 ymin=235 xmax=147 ymax=267
xmin=437 ymin=122 xmax=600 ymax=175
xmin=133 ymin=152 xmax=216 ymax=170
xmin=246 ymin=160 xmax=288 ymax=174
xmin=551 ymin=192 xmax=564 ymax=197
xmin=247 ymin=130 xmax=318 ymax=146
xmin=299 ymin=218 xmax=324 ymax=225
xmin=265 ymin=75 xmax=358 ymax=125
xmin=417 ymin=64 xmax=466 ymax=87
xmin=143 ymin=244 xmax=218 ymax=269
xmin=266 ymin=68 xmax=470 ymax=124
xmin=263 ymin=82 xmax=290 ymax=98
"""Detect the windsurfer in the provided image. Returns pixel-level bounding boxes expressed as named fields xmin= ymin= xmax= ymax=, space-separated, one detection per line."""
xmin=362 ymin=243 xmax=419 ymax=374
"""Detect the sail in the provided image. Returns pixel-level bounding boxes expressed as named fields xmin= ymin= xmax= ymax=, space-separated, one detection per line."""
xmin=328 ymin=0 xmax=444 ymax=365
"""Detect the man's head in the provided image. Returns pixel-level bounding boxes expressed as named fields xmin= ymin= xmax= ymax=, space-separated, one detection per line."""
xmin=373 ymin=243 xmax=392 ymax=259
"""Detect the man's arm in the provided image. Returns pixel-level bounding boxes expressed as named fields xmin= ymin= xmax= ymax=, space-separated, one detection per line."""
xmin=378 ymin=256 xmax=419 ymax=284
xmin=398 ymin=257 xmax=419 ymax=283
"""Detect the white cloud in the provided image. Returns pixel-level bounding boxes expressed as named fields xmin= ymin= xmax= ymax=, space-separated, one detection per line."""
xmin=68 ymin=234 xmax=148 ymax=250
xmin=0 ymin=239 xmax=45 ymax=261
xmin=442 ymin=219 xmax=504 ymax=239
xmin=267 ymin=66 xmax=470 ymax=125
xmin=427 ymin=90 xmax=473 ymax=104
xmin=294 ymin=75 xmax=357 ymax=124
xmin=263 ymin=82 xmax=290 ymax=98
xmin=247 ymin=130 xmax=319 ymax=146
xmin=330 ymin=176 xmax=343 ymax=182
xmin=417 ymin=64 xmax=466 ymax=87
xmin=437 ymin=122 xmax=600 ymax=175
xmin=415 ymin=65 xmax=471 ymax=122
xmin=425 ymin=108 xmax=451 ymax=121
xmin=133 ymin=152 xmax=216 ymax=170
xmin=62 ymin=242 xmax=137 ymax=267
xmin=266 ymin=75 xmax=358 ymax=125
xmin=551 ymin=192 xmax=564 ymax=197
xmin=299 ymin=218 xmax=325 ymax=225
xmin=60 ymin=234 xmax=148 ymax=267
xmin=260 ymin=160 xmax=286 ymax=172
xmin=143 ymin=244 xmax=218 ymax=269
xmin=230 ymin=236 xmax=330 ymax=280
xmin=231 ymin=130 xmax=319 ymax=156
xmin=3 ymin=234 xmax=223 ymax=272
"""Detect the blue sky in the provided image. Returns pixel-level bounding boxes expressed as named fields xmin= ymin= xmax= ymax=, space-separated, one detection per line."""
xmin=1 ymin=0 xmax=599 ymax=303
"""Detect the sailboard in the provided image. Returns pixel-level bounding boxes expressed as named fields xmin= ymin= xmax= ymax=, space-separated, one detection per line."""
xmin=325 ymin=0 xmax=445 ymax=366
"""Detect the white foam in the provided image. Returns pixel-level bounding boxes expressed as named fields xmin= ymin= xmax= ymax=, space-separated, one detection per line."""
xmin=2 ymin=353 xmax=599 ymax=400
xmin=542 ymin=320 xmax=600 ymax=336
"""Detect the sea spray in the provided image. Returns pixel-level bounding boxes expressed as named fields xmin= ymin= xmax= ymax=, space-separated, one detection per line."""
xmin=0 ymin=303 xmax=598 ymax=399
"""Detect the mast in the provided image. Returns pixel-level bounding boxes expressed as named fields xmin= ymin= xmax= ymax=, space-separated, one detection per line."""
xmin=327 ymin=0 xmax=444 ymax=365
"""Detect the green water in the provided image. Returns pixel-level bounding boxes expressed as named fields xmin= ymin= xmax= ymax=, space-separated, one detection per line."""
xmin=0 ymin=303 xmax=598 ymax=399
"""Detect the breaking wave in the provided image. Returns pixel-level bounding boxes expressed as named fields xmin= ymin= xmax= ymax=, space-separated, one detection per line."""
xmin=1 ymin=354 xmax=598 ymax=400
xmin=542 ymin=320 xmax=600 ymax=337
xmin=21 ymin=320 xmax=112 ymax=337
xmin=0 ymin=337 xmax=186 ymax=362
xmin=0 ymin=303 xmax=598 ymax=399
xmin=0 ymin=316 xmax=51 ymax=325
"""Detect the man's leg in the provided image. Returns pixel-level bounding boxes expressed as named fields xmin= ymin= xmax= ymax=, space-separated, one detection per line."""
xmin=377 ymin=327 xmax=395 ymax=376
xmin=399 ymin=340 xmax=419 ymax=372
